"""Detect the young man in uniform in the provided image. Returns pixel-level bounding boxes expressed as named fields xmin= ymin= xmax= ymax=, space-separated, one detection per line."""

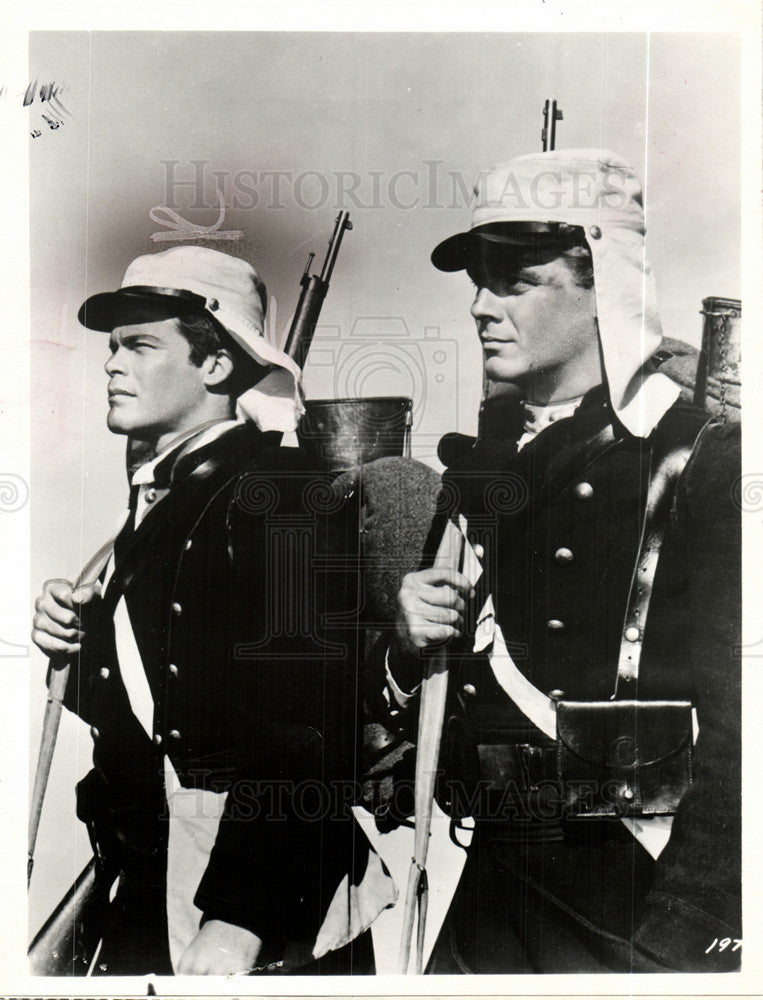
xmin=31 ymin=246 xmax=373 ymax=975
xmin=387 ymin=150 xmax=741 ymax=973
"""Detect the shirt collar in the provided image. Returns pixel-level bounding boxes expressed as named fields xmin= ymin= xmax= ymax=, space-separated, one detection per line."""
xmin=517 ymin=394 xmax=585 ymax=449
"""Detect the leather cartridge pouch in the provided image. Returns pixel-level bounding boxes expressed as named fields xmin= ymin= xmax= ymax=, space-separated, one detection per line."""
xmin=556 ymin=700 xmax=694 ymax=818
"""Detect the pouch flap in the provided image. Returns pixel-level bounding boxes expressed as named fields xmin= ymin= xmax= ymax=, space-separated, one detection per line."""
xmin=556 ymin=700 xmax=693 ymax=770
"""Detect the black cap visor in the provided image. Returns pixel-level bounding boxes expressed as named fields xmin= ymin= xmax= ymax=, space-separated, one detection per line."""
xmin=77 ymin=285 xmax=209 ymax=332
xmin=431 ymin=222 xmax=573 ymax=273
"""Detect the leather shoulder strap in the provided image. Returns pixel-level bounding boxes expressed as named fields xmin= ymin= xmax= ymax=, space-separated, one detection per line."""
xmin=614 ymin=406 xmax=715 ymax=697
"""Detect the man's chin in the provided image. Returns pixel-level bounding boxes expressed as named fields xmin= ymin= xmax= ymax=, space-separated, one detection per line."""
xmin=106 ymin=412 xmax=133 ymax=436
xmin=484 ymin=358 xmax=525 ymax=384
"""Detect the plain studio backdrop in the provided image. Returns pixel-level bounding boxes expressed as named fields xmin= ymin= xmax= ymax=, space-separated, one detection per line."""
xmin=27 ymin=31 xmax=740 ymax=943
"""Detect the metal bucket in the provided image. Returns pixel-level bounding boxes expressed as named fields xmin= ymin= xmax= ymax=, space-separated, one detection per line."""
xmin=297 ymin=396 xmax=413 ymax=471
xmin=694 ymin=297 xmax=741 ymax=422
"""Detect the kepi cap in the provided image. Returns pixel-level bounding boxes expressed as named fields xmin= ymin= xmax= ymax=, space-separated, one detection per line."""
xmin=431 ymin=149 xmax=680 ymax=437
xmin=78 ymin=246 xmax=304 ymax=432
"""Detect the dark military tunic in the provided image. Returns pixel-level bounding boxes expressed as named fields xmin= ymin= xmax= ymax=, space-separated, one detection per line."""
xmin=66 ymin=423 xmax=366 ymax=973
xmin=380 ymin=385 xmax=741 ymax=973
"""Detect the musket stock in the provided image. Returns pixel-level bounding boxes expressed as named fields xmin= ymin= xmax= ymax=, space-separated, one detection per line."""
xmin=28 ymin=857 xmax=116 ymax=976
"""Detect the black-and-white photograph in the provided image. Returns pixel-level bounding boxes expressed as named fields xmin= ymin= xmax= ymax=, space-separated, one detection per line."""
xmin=2 ymin=7 xmax=760 ymax=994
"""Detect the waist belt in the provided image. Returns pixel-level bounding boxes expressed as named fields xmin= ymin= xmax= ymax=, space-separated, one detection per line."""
xmin=469 ymin=702 xmax=693 ymax=827
xmin=438 ymin=739 xmax=563 ymax=835
xmin=477 ymin=741 xmax=557 ymax=793
xmin=477 ymin=743 xmax=563 ymax=838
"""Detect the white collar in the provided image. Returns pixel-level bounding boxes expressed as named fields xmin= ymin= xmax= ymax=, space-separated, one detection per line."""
xmin=519 ymin=395 xmax=585 ymax=442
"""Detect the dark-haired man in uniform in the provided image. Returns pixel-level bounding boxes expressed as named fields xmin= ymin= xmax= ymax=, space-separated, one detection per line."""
xmin=386 ymin=150 xmax=741 ymax=973
xmin=32 ymin=246 xmax=379 ymax=975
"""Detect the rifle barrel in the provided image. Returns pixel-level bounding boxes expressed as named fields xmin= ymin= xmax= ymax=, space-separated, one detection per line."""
xmin=284 ymin=212 xmax=352 ymax=367
xmin=319 ymin=210 xmax=353 ymax=285
xmin=550 ymin=99 xmax=559 ymax=151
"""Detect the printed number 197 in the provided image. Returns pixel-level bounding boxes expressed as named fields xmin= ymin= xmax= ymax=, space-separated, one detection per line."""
xmin=705 ymin=938 xmax=742 ymax=953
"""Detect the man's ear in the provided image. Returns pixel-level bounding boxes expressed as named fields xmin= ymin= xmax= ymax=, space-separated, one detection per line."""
xmin=202 ymin=349 xmax=234 ymax=388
